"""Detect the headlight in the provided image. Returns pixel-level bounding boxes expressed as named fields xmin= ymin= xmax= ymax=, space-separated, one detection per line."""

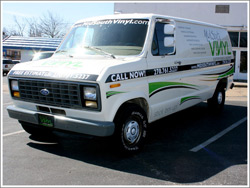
xmin=83 ymin=87 xmax=97 ymax=100
xmin=82 ymin=85 xmax=100 ymax=110
xmin=11 ymin=80 xmax=19 ymax=91
xmin=10 ymin=80 xmax=20 ymax=98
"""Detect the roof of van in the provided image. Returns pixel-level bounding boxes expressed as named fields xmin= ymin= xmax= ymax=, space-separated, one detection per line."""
xmin=75 ymin=13 xmax=225 ymax=29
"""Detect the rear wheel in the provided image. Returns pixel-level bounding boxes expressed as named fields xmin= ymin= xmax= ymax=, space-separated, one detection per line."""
xmin=207 ymin=85 xmax=225 ymax=113
xmin=114 ymin=105 xmax=148 ymax=153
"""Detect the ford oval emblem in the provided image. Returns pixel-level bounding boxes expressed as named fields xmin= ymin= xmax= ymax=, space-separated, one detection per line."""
xmin=40 ymin=89 xmax=50 ymax=96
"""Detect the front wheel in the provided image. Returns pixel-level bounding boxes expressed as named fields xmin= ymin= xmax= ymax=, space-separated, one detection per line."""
xmin=207 ymin=86 xmax=225 ymax=113
xmin=114 ymin=105 xmax=148 ymax=153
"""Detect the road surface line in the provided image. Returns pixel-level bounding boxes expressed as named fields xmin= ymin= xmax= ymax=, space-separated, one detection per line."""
xmin=3 ymin=130 xmax=25 ymax=137
xmin=3 ymin=102 xmax=13 ymax=106
xmin=190 ymin=117 xmax=247 ymax=152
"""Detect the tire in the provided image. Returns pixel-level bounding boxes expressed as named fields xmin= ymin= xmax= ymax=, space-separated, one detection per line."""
xmin=19 ymin=121 xmax=53 ymax=136
xmin=207 ymin=85 xmax=225 ymax=113
xmin=114 ymin=104 xmax=148 ymax=153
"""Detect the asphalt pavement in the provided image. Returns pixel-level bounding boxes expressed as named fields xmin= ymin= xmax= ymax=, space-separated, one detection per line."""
xmin=1 ymin=75 xmax=248 ymax=186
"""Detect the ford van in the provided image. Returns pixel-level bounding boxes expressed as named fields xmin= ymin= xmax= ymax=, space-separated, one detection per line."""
xmin=7 ymin=14 xmax=234 ymax=153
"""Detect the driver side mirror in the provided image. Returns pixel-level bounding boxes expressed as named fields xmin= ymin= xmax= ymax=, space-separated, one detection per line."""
xmin=164 ymin=24 xmax=175 ymax=35
xmin=163 ymin=24 xmax=176 ymax=54
xmin=164 ymin=37 xmax=175 ymax=47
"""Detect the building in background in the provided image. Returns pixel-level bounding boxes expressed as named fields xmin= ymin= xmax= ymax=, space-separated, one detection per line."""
xmin=3 ymin=36 xmax=62 ymax=62
xmin=114 ymin=2 xmax=248 ymax=81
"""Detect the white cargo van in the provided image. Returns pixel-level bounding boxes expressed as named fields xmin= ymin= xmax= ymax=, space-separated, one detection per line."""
xmin=7 ymin=14 xmax=234 ymax=153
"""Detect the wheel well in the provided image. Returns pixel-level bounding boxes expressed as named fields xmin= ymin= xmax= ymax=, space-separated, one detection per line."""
xmin=218 ymin=78 xmax=228 ymax=90
xmin=114 ymin=98 xmax=149 ymax=121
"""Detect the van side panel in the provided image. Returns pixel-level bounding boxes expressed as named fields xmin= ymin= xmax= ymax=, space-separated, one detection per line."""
xmin=147 ymin=19 xmax=233 ymax=123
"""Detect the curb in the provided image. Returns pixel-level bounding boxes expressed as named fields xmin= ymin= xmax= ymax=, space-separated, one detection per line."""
xmin=234 ymin=82 xmax=248 ymax=88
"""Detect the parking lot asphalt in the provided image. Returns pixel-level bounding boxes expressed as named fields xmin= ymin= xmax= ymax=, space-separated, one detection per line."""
xmin=1 ymin=76 xmax=248 ymax=186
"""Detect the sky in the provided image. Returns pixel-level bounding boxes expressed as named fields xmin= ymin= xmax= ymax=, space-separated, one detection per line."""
xmin=2 ymin=1 xmax=114 ymax=30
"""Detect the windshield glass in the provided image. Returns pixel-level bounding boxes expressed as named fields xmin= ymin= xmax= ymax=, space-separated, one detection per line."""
xmin=57 ymin=19 xmax=149 ymax=57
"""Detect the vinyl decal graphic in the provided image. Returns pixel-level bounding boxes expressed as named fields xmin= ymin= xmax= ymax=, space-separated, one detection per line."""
xmin=106 ymin=60 xmax=232 ymax=83
xmin=180 ymin=96 xmax=201 ymax=105
xmin=106 ymin=91 xmax=125 ymax=98
xmin=149 ymin=82 xmax=199 ymax=97
xmin=217 ymin=66 xmax=234 ymax=79
xmin=201 ymin=65 xmax=234 ymax=81
xmin=8 ymin=70 xmax=98 ymax=81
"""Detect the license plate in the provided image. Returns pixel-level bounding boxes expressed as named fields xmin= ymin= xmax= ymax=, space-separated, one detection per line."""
xmin=38 ymin=114 xmax=54 ymax=128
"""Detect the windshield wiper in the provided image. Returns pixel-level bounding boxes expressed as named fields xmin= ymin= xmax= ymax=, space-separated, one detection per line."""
xmin=55 ymin=50 xmax=67 ymax=53
xmin=84 ymin=46 xmax=116 ymax=59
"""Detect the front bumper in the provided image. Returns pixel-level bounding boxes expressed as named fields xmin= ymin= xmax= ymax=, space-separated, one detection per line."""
xmin=7 ymin=105 xmax=114 ymax=137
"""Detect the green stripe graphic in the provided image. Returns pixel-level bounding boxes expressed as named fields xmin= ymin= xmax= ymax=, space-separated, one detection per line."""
xmin=208 ymin=66 xmax=234 ymax=79
xmin=218 ymin=66 xmax=234 ymax=79
xmin=106 ymin=91 xmax=125 ymax=98
xmin=149 ymin=82 xmax=197 ymax=95
xmin=180 ymin=96 xmax=201 ymax=105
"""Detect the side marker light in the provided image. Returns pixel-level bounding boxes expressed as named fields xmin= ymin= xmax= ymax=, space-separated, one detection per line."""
xmin=110 ymin=83 xmax=121 ymax=88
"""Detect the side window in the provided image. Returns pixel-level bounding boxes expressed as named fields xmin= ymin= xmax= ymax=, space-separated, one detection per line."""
xmin=151 ymin=22 xmax=175 ymax=56
xmin=152 ymin=29 xmax=159 ymax=55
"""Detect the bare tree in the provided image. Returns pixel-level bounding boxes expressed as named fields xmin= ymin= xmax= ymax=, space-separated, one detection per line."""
xmin=13 ymin=16 xmax=26 ymax=36
xmin=26 ymin=18 xmax=42 ymax=37
xmin=5 ymin=11 xmax=68 ymax=38
xmin=38 ymin=11 xmax=67 ymax=38
xmin=3 ymin=26 xmax=21 ymax=37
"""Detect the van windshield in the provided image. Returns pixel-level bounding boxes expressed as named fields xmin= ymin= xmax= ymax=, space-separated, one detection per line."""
xmin=57 ymin=19 xmax=149 ymax=57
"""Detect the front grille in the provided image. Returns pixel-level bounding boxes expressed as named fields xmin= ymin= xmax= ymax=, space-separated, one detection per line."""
xmin=18 ymin=79 xmax=82 ymax=108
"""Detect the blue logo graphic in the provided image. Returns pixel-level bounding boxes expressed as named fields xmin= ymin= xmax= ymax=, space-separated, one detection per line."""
xmin=40 ymin=89 xmax=50 ymax=96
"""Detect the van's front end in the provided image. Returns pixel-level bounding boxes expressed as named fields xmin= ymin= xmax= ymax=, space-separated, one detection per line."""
xmin=7 ymin=59 xmax=115 ymax=137
xmin=7 ymin=14 xmax=151 ymax=152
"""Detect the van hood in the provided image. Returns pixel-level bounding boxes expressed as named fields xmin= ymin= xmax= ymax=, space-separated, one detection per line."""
xmin=9 ymin=56 xmax=125 ymax=82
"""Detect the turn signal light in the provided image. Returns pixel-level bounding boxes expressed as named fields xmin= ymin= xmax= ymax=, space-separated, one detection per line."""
xmin=13 ymin=91 xmax=20 ymax=98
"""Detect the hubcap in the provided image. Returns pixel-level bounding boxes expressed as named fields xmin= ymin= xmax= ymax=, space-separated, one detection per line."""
xmin=217 ymin=92 xmax=223 ymax=104
xmin=124 ymin=120 xmax=140 ymax=144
